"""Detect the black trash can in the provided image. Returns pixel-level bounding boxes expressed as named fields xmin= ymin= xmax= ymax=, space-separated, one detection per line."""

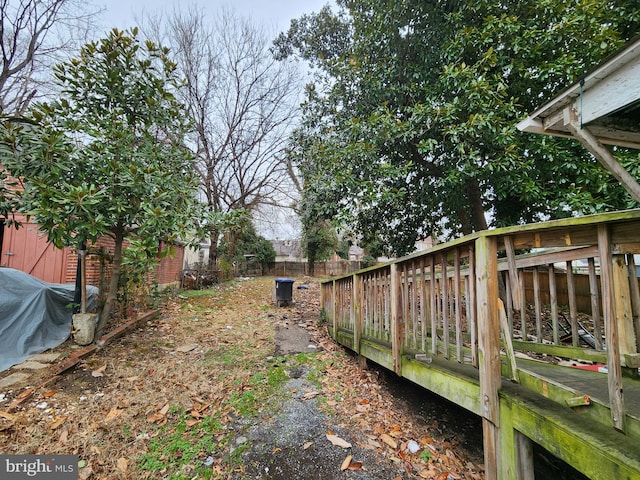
xmin=275 ymin=278 xmax=295 ymax=306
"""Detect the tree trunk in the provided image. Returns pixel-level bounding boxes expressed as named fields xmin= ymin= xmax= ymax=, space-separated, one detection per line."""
xmin=467 ymin=178 xmax=488 ymax=232
xmin=94 ymin=225 xmax=125 ymax=341
xmin=207 ymin=227 xmax=219 ymax=270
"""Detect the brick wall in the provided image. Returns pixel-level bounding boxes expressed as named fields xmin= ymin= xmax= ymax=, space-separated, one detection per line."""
xmin=65 ymin=238 xmax=184 ymax=290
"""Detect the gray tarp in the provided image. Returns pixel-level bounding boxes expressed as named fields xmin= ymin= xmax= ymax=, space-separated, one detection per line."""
xmin=0 ymin=268 xmax=98 ymax=372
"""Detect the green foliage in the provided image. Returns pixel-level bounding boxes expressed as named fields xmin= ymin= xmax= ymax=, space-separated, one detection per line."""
xmin=3 ymin=27 xmax=199 ymax=248
xmin=0 ymin=28 xmax=200 ymax=331
xmin=218 ymin=214 xmax=276 ymax=266
xmin=278 ymin=0 xmax=640 ymax=255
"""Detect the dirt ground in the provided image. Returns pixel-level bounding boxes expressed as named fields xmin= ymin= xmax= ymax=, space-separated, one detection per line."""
xmin=0 ymin=277 xmax=484 ymax=479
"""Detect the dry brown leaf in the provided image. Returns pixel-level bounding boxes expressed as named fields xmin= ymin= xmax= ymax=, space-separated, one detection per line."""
xmin=437 ymin=473 xmax=451 ymax=480
xmin=116 ymin=457 xmax=128 ymax=473
xmin=146 ymin=413 xmax=165 ymax=424
xmin=185 ymin=419 xmax=201 ymax=427
xmin=340 ymin=455 xmax=353 ymax=471
xmin=0 ymin=411 xmax=16 ymax=421
xmin=348 ymin=461 xmax=363 ymax=471
xmin=43 ymin=390 xmax=57 ymax=398
xmin=302 ymin=442 xmax=313 ymax=450
xmin=50 ymin=416 xmax=67 ymax=430
xmin=159 ymin=403 xmax=170 ymax=416
xmin=57 ymin=429 xmax=68 ymax=446
xmin=176 ymin=344 xmax=198 ymax=353
xmin=301 ymin=391 xmax=319 ymax=400
xmin=17 ymin=388 xmax=34 ymax=399
xmin=419 ymin=466 xmax=439 ymax=478
xmin=359 ymin=399 xmax=370 ymax=405
xmin=104 ymin=408 xmax=121 ymax=423
xmin=380 ymin=433 xmax=398 ymax=449
xmin=78 ymin=466 xmax=93 ymax=480
xmin=92 ymin=365 xmax=107 ymax=377
xmin=326 ymin=434 xmax=352 ymax=448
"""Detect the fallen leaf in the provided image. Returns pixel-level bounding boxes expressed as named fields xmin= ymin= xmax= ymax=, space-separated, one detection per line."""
xmin=43 ymin=390 xmax=57 ymax=398
xmin=78 ymin=466 xmax=93 ymax=480
xmin=301 ymin=391 xmax=319 ymax=400
xmin=50 ymin=416 xmax=68 ymax=430
xmin=104 ymin=408 xmax=121 ymax=423
xmin=0 ymin=411 xmax=16 ymax=421
xmin=159 ymin=403 xmax=170 ymax=415
xmin=437 ymin=473 xmax=451 ymax=480
xmin=146 ymin=413 xmax=165 ymax=424
xmin=348 ymin=461 xmax=363 ymax=471
xmin=57 ymin=429 xmax=68 ymax=445
xmin=185 ymin=419 xmax=200 ymax=427
xmin=381 ymin=433 xmax=398 ymax=449
xmin=302 ymin=442 xmax=313 ymax=450
xmin=176 ymin=344 xmax=198 ymax=353
xmin=340 ymin=455 xmax=353 ymax=471
xmin=17 ymin=388 xmax=34 ymax=399
xmin=92 ymin=365 xmax=107 ymax=377
xmin=116 ymin=458 xmax=128 ymax=473
xmin=326 ymin=434 xmax=352 ymax=448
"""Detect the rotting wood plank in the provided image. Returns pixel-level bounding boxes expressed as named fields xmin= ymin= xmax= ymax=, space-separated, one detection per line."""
xmin=613 ymin=254 xmax=638 ymax=357
xmin=598 ymin=224 xmax=626 ymax=431
xmin=476 ymin=234 xmax=500 ymax=480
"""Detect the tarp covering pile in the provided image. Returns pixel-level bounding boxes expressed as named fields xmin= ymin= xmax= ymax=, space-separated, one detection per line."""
xmin=0 ymin=268 xmax=98 ymax=372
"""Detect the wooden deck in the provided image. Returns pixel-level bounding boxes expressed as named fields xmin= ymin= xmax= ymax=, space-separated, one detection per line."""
xmin=321 ymin=209 xmax=640 ymax=480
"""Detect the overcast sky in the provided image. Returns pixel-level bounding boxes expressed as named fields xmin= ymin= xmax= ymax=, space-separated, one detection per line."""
xmin=98 ymin=0 xmax=332 ymax=36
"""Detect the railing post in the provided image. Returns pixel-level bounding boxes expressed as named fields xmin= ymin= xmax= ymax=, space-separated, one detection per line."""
xmin=390 ymin=263 xmax=403 ymax=374
xmin=476 ymin=234 xmax=500 ymax=479
xmin=598 ymin=225 xmax=626 ymax=432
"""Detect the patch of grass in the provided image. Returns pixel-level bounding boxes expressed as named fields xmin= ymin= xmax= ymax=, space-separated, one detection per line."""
xmin=136 ymin=407 xmax=226 ymax=479
xmin=180 ymin=288 xmax=220 ymax=299
xmin=201 ymin=346 xmax=244 ymax=367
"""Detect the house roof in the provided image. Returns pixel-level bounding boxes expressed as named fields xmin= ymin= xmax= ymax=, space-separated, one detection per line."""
xmin=516 ymin=35 xmax=640 ymax=149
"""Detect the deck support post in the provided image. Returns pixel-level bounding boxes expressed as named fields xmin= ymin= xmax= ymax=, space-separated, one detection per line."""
xmin=476 ymin=234 xmax=501 ymax=479
xmin=390 ymin=263 xmax=403 ymax=374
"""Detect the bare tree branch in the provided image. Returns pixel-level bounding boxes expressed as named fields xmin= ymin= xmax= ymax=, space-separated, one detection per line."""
xmin=0 ymin=0 xmax=101 ymax=114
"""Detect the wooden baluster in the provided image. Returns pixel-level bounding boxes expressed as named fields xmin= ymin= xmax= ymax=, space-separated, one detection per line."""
xmin=566 ymin=261 xmax=579 ymax=348
xmin=455 ymin=248 xmax=463 ymax=362
xmin=627 ymin=254 xmax=640 ymax=352
xmin=548 ymin=265 xmax=559 ymax=345
xmin=430 ymin=259 xmax=438 ymax=354
xmin=469 ymin=244 xmax=478 ymax=367
xmin=442 ymin=253 xmax=450 ymax=359
xmin=588 ymin=258 xmax=603 ymax=350
xmin=533 ymin=268 xmax=542 ymax=343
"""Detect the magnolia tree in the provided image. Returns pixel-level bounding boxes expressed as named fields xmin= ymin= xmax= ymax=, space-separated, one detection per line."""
xmin=1 ymin=28 xmax=200 ymax=339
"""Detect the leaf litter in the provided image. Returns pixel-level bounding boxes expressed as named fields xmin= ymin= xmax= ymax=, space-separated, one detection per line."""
xmin=0 ymin=277 xmax=484 ymax=479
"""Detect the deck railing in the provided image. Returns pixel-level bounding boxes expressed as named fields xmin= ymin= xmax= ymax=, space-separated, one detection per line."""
xmin=321 ymin=209 xmax=640 ymax=477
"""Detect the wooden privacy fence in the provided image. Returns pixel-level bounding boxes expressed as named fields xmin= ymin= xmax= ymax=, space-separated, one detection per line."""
xmin=321 ymin=209 xmax=640 ymax=480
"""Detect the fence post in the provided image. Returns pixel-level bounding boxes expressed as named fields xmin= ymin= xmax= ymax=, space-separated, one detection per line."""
xmin=390 ymin=263 xmax=403 ymax=374
xmin=476 ymin=234 xmax=500 ymax=479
